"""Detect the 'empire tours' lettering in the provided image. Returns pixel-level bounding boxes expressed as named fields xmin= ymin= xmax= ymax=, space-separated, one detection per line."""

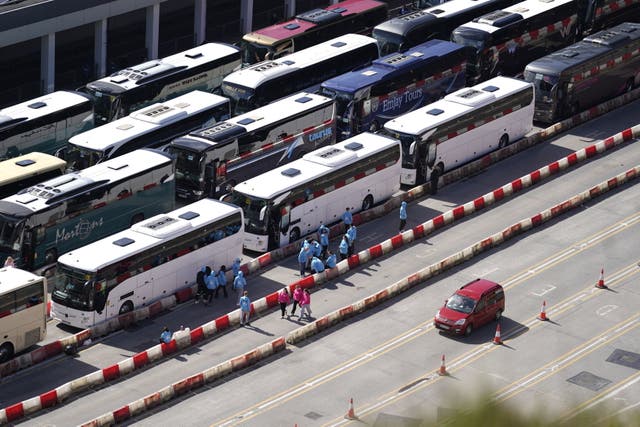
xmin=381 ymin=88 xmax=423 ymax=113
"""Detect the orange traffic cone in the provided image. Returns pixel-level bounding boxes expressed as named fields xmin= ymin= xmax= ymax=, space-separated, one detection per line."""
xmin=596 ymin=267 xmax=607 ymax=289
xmin=345 ymin=397 xmax=358 ymax=420
xmin=538 ymin=300 xmax=548 ymax=321
xmin=438 ymin=354 xmax=448 ymax=376
xmin=493 ymin=323 xmax=503 ymax=345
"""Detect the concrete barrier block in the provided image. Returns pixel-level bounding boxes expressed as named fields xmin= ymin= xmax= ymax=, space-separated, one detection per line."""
xmin=380 ymin=238 xmax=395 ymax=255
xmin=54 ymin=381 xmax=71 ymax=402
xmin=145 ymin=345 xmax=164 ymax=363
xmin=252 ymin=297 xmax=268 ymax=314
xmin=84 ymin=413 xmax=113 ymax=427
xmin=20 ymin=396 xmax=41 ymax=415
xmin=126 ymin=397 xmax=147 ymax=417
xmin=117 ymin=357 xmax=135 ymax=376
xmin=173 ymin=328 xmax=192 ymax=348
xmin=69 ymin=372 xmax=94 ymax=393
xmin=201 ymin=319 xmax=217 ymax=338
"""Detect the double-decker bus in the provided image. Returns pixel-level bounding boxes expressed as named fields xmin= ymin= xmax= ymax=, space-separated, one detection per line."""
xmin=168 ymin=93 xmax=336 ymax=201
xmin=0 ymin=149 xmax=175 ymax=273
xmin=85 ymin=43 xmax=241 ymax=125
xmin=0 ymin=268 xmax=47 ymax=362
xmin=319 ymin=39 xmax=470 ymax=140
xmin=0 ymin=91 xmax=93 ymax=159
xmin=66 ymin=91 xmax=229 ymax=170
xmin=51 ymin=198 xmax=243 ymax=328
xmin=228 ymin=132 xmax=400 ymax=252
xmin=372 ymin=0 xmax=517 ymax=55
xmin=241 ymin=0 xmax=387 ymax=65
xmin=524 ymin=21 xmax=640 ymax=123
xmin=221 ymin=33 xmax=379 ymax=116
xmin=0 ymin=152 xmax=66 ymax=199
xmin=382 ymin=76 xmax=534 ymax=188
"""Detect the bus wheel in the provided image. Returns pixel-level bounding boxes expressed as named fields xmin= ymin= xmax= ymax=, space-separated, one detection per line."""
xmin=45 ymin=248 xmax=58 ymax=265
xmin=119 ymin=301 xmax=134 ymax=315
xmin=362 ymin=195 xmax=374 ymax=211
xmin=130 ymin=213 xmax=145 ymax=226
xmin=499 ymin=134 xmax=509 ymax=149
xmin=0 ymin=343 xmax=14 ymax=363
xmin=625 ymin=78 xmax=635 ymax=93
xmin=289 ymin=227 xmax=301 ymax=243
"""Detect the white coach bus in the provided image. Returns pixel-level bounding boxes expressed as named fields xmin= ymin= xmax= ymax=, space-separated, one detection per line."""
xmin=228 ymin=132 xmax=400 ymax=252
xmin=51 ymin=198 xmax=243 ymax=329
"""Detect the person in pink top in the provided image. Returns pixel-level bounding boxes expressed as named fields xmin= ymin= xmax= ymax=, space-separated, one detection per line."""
xmin=291 ymin=285 xmax=304 ymax=317
xmin=278 ymin=286 xmax=291 ymax=319
xmin=298 ymin=289 xmax=312 ymax=321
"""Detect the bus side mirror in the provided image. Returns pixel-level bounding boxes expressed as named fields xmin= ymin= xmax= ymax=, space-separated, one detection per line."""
xmin=409 ymin=141 xmax=416 ymax=156
xmin=259 ymin=206 xmax=267 ymax=222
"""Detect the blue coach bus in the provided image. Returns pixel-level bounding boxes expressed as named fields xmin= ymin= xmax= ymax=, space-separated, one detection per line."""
xmin=319 ymin=39 xmax=471 ymax=140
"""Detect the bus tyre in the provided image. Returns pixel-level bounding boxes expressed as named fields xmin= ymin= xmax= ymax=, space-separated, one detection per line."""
xmin=0 ymin=343 xmax=14 ymax=363
xmin=289 ymin=227 xmax=301 ymax=243
xmin=45 ymin=249 xmax=58 ymax=265
xmin=362 ymin=195 xmax=374 ymax=211
xmin=625 ymin=78 xmax=634 ymax=93
xmin=119 ymin=301 xmax=134 ymax=315
xmin=130 ymin=213 xmax=145 ymax=226
xmin=499 ymin=134 xmax=509 ymax=149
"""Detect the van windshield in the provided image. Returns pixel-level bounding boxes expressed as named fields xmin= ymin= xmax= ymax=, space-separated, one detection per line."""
xmin=446 ymin=294 xmax=476 ymax=314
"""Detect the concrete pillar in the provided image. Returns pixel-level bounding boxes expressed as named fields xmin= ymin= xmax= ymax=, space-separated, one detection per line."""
xmin=94 ymin=19 xmax=107 ymax=78
xmin=40 ymin=33 xmax=55 ymax=94
xmin=240 ymin=0 xmax=254 ymax=34
xmin=194 ymin=0 xmax=207 ymax=46
xmin=146 ymin=3 xmax=160 ymax=60
xmin=285 ymin=0 xmax=295 ymax=18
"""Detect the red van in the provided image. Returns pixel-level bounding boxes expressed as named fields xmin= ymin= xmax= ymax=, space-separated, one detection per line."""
xmin=434 ymin=278 xmax=505 ymax=335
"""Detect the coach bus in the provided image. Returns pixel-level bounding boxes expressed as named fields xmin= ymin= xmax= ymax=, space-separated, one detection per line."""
xmin=0 ymin=152 xmax=66 ymax=199
xmin=0 ymin=91 xmax=93 ymax=159
xmin=319 ymin=39 xmax=470 ymax=139
xmin=241 ymin=0 xmax=387 ymax=65
xmin=0 ymin=149 xmax=175 ymax=273
xmin=221 ymin=33 xmax=379 ymax=116
xmin=51 ymin=199 xmax=243 ymax=328
xmin=85 ymin=43 xmax=241 ymax=125
xmin=371 ymin=0 xmax=517 ymax=55
xmin=66 ymin=91 xmax=229 ymax=170
xmin=382 ymin=76 xmax=534 ymax=189
xmin=0 ymin=268 xmax=47 ymax=362
xmin=524 ymin=21 xmax=640 ymax=123
xmin=228 ymin=132 xmax=400 ymax=252
xmin=168 ymin=93 xmax=336 ymax=201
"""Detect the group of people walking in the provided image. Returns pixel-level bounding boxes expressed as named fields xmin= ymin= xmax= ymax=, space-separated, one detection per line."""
xmin=278 ymin=285 xmax=312 ymax=321
xmin=195 ymin=257 xmax=246 ymax=306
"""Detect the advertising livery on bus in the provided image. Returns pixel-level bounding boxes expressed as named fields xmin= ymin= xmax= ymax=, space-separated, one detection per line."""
xmin=52 ymin=199 xmax=243 ymax=328
xmin=524 ymin=21 xmax=640 ymax=123
xmin=169 ymin=92 xmax=336 ymax=201
xmin=0 ymin=149 xmax=175 ymax=272
xmin=0 ymin=91 xmax=93 ymax=159
xmin=66 ymin=91 xmax=229 ymax=170
xmin=241 ymin=0 xmax=387 ymax=64
xmin=85 ymin=43 xmax=241 ymax=124
xmin=382 ymin=76 xmax=534 ymax=188
xmin=222 ymin=33 xmax=379 ymax=115
xmin=229 ymin=132 xmax=400 ymax=252
xmin=319 ymin=39 xmax=470 ymax=139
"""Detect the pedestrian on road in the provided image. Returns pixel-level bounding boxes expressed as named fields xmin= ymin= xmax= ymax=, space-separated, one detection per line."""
xmin=342 ymin=207 xmax=352 ymax=229
xmin=215 ymin=265 xmax=228 ymax=298
xmin=298 ymin=245 xmax=310 ymax=277
xmin=3 ymin=256 xmax=15 ymax=268
xmin=239 ymin=291 xmax=251 ymax=326
xmin=232 ymin=257 xmax=242 ymax=278
xmin=318 ymin=222 xmax=330 ymax=257
xmin=298 ymin=289 xmax=312 ymax=320
xmin=310 ymin=256 xmax=325 ymax=274
xmin=233 ymin=270 xmax=246 ymax=305
xmin=311 ymin=239 xmax=322 ymax=258
xmin=291 ymin=285 xmax=303 ymax=316
xmin=399 ymin=201 xmax=408 ymax=232
xmin=278 ymin=286 xmax=291 ymax=318
xmin=325 ymin=250 xmax=337 ymax=269
xmin=195 ymin=266 xmax=207 ymax=304
xmin=159 ymin=326 xmax=172 ymax=344
xmin=346 ymin=224 xmax=357 ymax=256
xmin=339 ymin=235 xmax=349 ymax=261
xmin=205 ymin=268 xmax=218 ymax=305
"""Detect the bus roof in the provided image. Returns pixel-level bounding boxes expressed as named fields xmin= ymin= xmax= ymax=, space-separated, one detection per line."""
xmin=233 ymin=132 xmax=397 ymax=200
xmin=243 ymin=0 xmax=385 ymax=45
xmin=458 ymin=0 xmax=575 ymax=34
xmin=68 ymin=91 xmax=228 ymax=152
xmin=57 ymin=198 xmax=241 ymax=272
xmin=171 ymin=92 xmax=333 ymax=151
xmin=0 ymin=91 xmax=91 ymax=131
xmin=320 ymin=39 xmax=465 ymax=93
xmin=223 ymin=34 xmax=378 ymax=90
xmin=525 ymin=22 xmax=640 ymax=76
xmin=0 ymin=149 xmax=172 ymax=215
xmin=383 ymin=76 xmax=531 ymax=135
xmin=0 ymin=152 xmax=66 ymax=186
xmin=0 ymin=267 xmax=43 ymax=293
xmin=86 ymin=43 xmax=240 ymax=94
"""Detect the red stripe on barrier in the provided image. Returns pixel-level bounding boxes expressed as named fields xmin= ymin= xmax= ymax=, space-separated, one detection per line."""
xmin=530 ymin=170 xmax=541 ymax=183
xmin=173 ymin=373 xmax=205 ymax=395
xmin=5 ymin=402 xmax=24 ymax=422
xmin=265 ymin=292 xmax=279 ymax=308
xmin=174 ymin=288 xmax=192 ymax=303
xmin=531 ymin=213 xmax=543 ymax=226
xmin=347 ymin=254 xmax=360 ymax=269
xmin=566 ymin=152 xmax=578 ymax=165
xmin=190 ymin=326 xmax=204 ymax=344
xmin=602 ymin=136 xmax=615 ymax=149
xmin=626 ymin=169 xmax=638 ymax=179
xmin=589 ymin=186 xmax=602 ymax=198
xmin=584 ymin=145 xmax=597 ymax=158
xmin=230 ymin=355 xmax=248 ymax=370
xmin=474 ymin=197 xmax=485 ymax=210
xmin=548 ymin=161 xmax=560 ymax=174
xmin=480 ymin=237 xmax=493 ymax=250
xmin=215 ymin=315 xmax=230 ymax=331
xmin=622 ymin=128 xmax=633 ymax=141
xmin=161 ymin=340 xmax=178 ymax=355
xmin=368 ymin=243 xmax=383 ymax=259
xmin=39 ymin=389 xmax=58 ymax=408
xmin=407 ymin=272 xmax=420 ymax=286
xmin=493 ymin=187 xmax=505 ymax=201
xmin=390 ymin=234 xmax=404 ymax=249
xmin=144 ymin=392 xmax=163 ymax=409
xmin=316 ymin=316 xmax=330 ymax=331
xmin=132 ymin=351 xmax=149 ymax=369
xmin=607 ymin=177 xmax=619 ymax=188
xmin=272 ymin=336 xmax=286 ymax=351
xmin=148 ymin=300 xmax=163 ymax=317
xmin=452 ymin=205 xmax=465 ymax=220
xmin=102 ymin=364 xmax=120 ymax=381
xmin=412 ymin=223 xmax=425 ymax=239
xmin=113 ymin=405 xmax=131 ymax=423
xmin=339 ymin=305 xmax=354 ymax=318
xmin=258 ymin=253 xmax=271 ymax=268
xmin=511 ymin=178 xmax=523 ymax=192
xmin=432 ymin=215 xmax=445 ymax=229
xmin=298 ymin=275 xmax=315 ymax=289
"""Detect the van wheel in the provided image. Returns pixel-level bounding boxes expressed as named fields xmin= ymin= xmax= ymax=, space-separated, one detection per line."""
xmin=0 ymin=343 xmax=14 ymax=363
xmin=495 ymin=310 xmax=503 ymax=321
xmin=289 ymin=227 xmax=301 ymax=243
xmin=464 ymin=324 xmax=473 ymax=336
xmin=119 ymin=301 xmax=134 ymax=315
xmin=362 ymin=195 xmax=374 ymax=211
xmin=625 ymin=78 xmax=635 ymax=93
xmin=499 ymin=134 xmax=509 ymax=149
